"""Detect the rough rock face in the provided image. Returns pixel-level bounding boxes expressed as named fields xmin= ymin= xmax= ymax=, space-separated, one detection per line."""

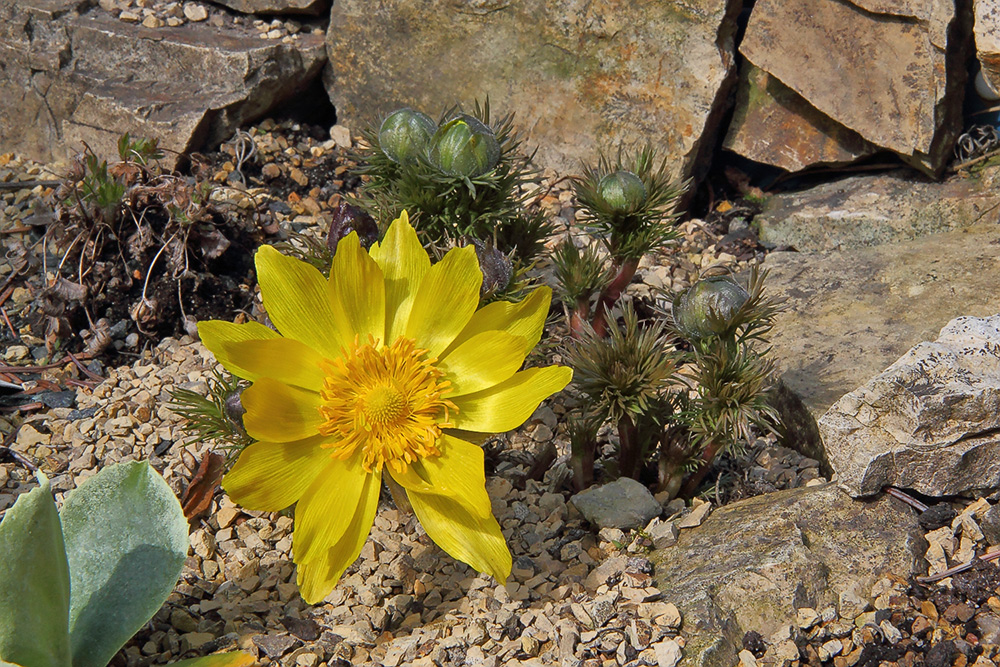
xmin=821 ymin=315 xmax=1000 ymax=498
xmin=723 ymin=62 xmax=877 ymax=172
xmin=976 ymin=0 xmax=1000 ymax=93
xmin=324 ymin=0 xmax=742 ymax=179
xmin=764 ymin=224 xmax=1000 ymax=423
xmin=736 ymin=0 xmax=969 ymax=174
xmin=755 ymin=165 xmax=1000 ymax=251
xmin=650 ymin=484 xmax=924 ymax=667
xmin=207 ymin=0 xmax=328 ymax=15
xmin=0 ymin=0 xmax=325 ymax=168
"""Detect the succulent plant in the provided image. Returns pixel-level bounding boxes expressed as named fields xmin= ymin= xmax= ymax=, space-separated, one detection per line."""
xmin=378 ymin=108 xmax=436 ymax=165
xmin=672 ymin=275 xmax=750 ymax=340
xmin=597 ymin=170 xmax=647 ymax=213
xmin=427 ymin=114 xmax=501 ymax=178
xmin=0 ymin=461 xmax=251 ymax=667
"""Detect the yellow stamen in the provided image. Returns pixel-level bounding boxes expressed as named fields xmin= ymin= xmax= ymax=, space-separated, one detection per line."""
xmin=317 ymin=335 xmax=457 ymax=473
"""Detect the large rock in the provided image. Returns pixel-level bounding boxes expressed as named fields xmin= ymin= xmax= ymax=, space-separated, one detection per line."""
xmin=739 ymin=0 xmax=970 ymax=175
xmin=207 ymin=0 xmax=328 ymax=15
xmin=0 ymin=1 xmax=326 ymax=168
xmin=822 ymin=315 xmax=1000 ymax=498
xmin=764 ymin=224 xmax=1000 ymax=423
xmin=723 ymin=62 xmax=877 ymax=172
xmin=324 ymin=0 xmax=742 ymax=180
xmin=650 ymin=483 xmax=924 ymax=667
xmin=755 ymin=165 xmax=1000 ymax=251
xmin=976 ymin=0 xmax=1000 ymax=94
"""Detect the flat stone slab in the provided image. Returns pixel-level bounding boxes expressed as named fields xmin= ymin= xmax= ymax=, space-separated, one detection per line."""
xmin=765 ymin=224 xmax=1000 ymax=423
xmin=755 ymin=166 xmax=1000 ymax=252
xmin=821 ymin=315 xmax=1000 ymax=497
xmin=650 ymin=483 xmax=923 ymax=667
xmin=0 ymin=1 xmax=326 ymax=167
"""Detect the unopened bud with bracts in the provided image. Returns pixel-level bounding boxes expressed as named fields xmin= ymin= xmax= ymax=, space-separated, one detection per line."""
xmin=672 ymin=275 xmax=750 ymax=340
xmin=327 ymin=201 xmax=379 ymax=255
xmin=223 ymin=386 xmax=247 ymax=431
xmin=378 ymin=108 xmax=437 ymax=165
xmin=465 ymin=237 xmax=513 ymax=298
xmin=427 ymin=114 xmax=501 ymax=178
xmin=598 ymin=170 xmax=647 ymax=213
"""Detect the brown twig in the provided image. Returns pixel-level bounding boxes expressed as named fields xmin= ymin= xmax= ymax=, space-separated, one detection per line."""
xmin=0 ymin=426 xmax=37 ymax=471
xmin=915 ymin=548 xmax=1000 ymax=584
xmin=882 ymin=486 xmax=929 ymax=512
xmin=0 ymin=179 xmax=61 ymax=191
xmin=66 ymin=351 xmax=104 ymax=382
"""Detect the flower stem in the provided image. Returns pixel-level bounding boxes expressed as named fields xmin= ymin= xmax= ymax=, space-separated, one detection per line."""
xmin=592 ymin=257 xmax=639 ymax=338
xmin=679 ymin=438 xmax=725 ymax=498
xmin=617 ymin=412 xmax=640 ymax=480
xmin=569 ymin=296 xmax=592 ymax=339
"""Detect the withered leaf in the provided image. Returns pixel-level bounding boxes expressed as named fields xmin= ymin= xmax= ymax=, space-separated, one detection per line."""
xmin=180 ymin=451 xmax=225 ymax=527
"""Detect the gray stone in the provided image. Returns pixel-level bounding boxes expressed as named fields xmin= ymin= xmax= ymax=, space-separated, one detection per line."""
xmin=324 ymin=0 xmax=741 ymax=180
xmin=740 ymin=0 xmax=969 ymax=175
xmin=650 ymin=484 xmax=923 ymax=667
xmin=755 ymin=166 xmax=1000 ymax=252
xmin=0 ymin=0 xmax=326 ymax=168
xmin=724 ymin=61 xmax=876 ymax=173
xmin=765 ymin=224 xmax=1000 ymax=425
xmin=208 ymin=0 xmax=327 ymax=15
xmin=820 ymin=315 xmax=1000 ymax=497
xmin=570 ymin=477 xmax=661 ymax=532
xmin=981 ymin=504 xmax=1000 ymax=545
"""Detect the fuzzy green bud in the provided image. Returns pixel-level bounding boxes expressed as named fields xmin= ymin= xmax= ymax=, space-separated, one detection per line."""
xmin=598 ymin=170 xmax=647 ymax=212
xmin=427 ymin=114 xmax=501 ymax=177
xmin=378 ymin=108 xmax=436 ymax=165
xmin=673 ymin=276 xmax=750 ymax=339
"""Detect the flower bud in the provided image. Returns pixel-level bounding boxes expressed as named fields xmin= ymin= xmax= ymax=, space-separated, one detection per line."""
xmin=327 ymin=201 xmax=379 ymax=255
xmin=598 ymin=170 xmax=647 ymax=212
xmin=672 ymin=276 xmax=749 ymax=339
xmin=427 ymin=114 xmax=501 ymax=178
xmin=223 ymin=386 xmax=246 ymax=429
xmin=378 ymin=108 xmax=436 ymax=165
xmin=467 ymin=237 xmax=513 ymax=297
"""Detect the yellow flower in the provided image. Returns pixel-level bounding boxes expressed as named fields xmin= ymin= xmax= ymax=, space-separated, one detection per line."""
xmin=198 ymin=211 xmax=572 ymax=603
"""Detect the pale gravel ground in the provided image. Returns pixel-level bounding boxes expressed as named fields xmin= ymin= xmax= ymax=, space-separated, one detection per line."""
xmin=1 ymin=145 xmax=810 ymax=667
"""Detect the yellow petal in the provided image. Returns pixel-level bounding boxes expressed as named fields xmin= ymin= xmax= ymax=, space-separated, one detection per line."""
xmin=197 ymin=320 xmax=281 ymax=380
xmin=451 ymin=366 xmax=572 ymax=433
xmin=296 ymin=468 xmax=379 ymax=603
xmin=214 ymin=336 xmax=327 ymax=391
xmin=241 ymin=377 xmax=323 ymax=442
xmin=389 ymin=434 xmax=491 ymax=518
xmin=369 ymin=211 xmax=431 ymax=343
xmin=256 ymin=245 xmax=345 ymax=357
xmin=327 ymin=232 xmax=386 ymax=344
xmin=437 ymin=331 xmax=528 ymax=397
xmin=405 ymin=245 xmax=482 ymax=357
xmin=222 ymin=434 xmax=332 ymax=511
xmin=293 ymin=454 xmax=379 ymax=569
xmin=408 ymin=486 xmax=511 ymax=582
xmin=442 ymin=286 xmax=551 ymax=359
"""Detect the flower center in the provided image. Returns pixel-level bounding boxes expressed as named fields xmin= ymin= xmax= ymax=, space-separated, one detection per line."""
xmin=317 ymin=336 xmax=457 ymax=473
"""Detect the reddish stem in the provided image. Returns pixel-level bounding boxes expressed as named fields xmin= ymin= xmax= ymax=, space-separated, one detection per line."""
xmin=591 ymin=257 xmax=639 ymax=338
xmin=679 ymin=439 xmax=725 ymax=498
xmin=569 ymin=296 xmax=591 ymax=339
